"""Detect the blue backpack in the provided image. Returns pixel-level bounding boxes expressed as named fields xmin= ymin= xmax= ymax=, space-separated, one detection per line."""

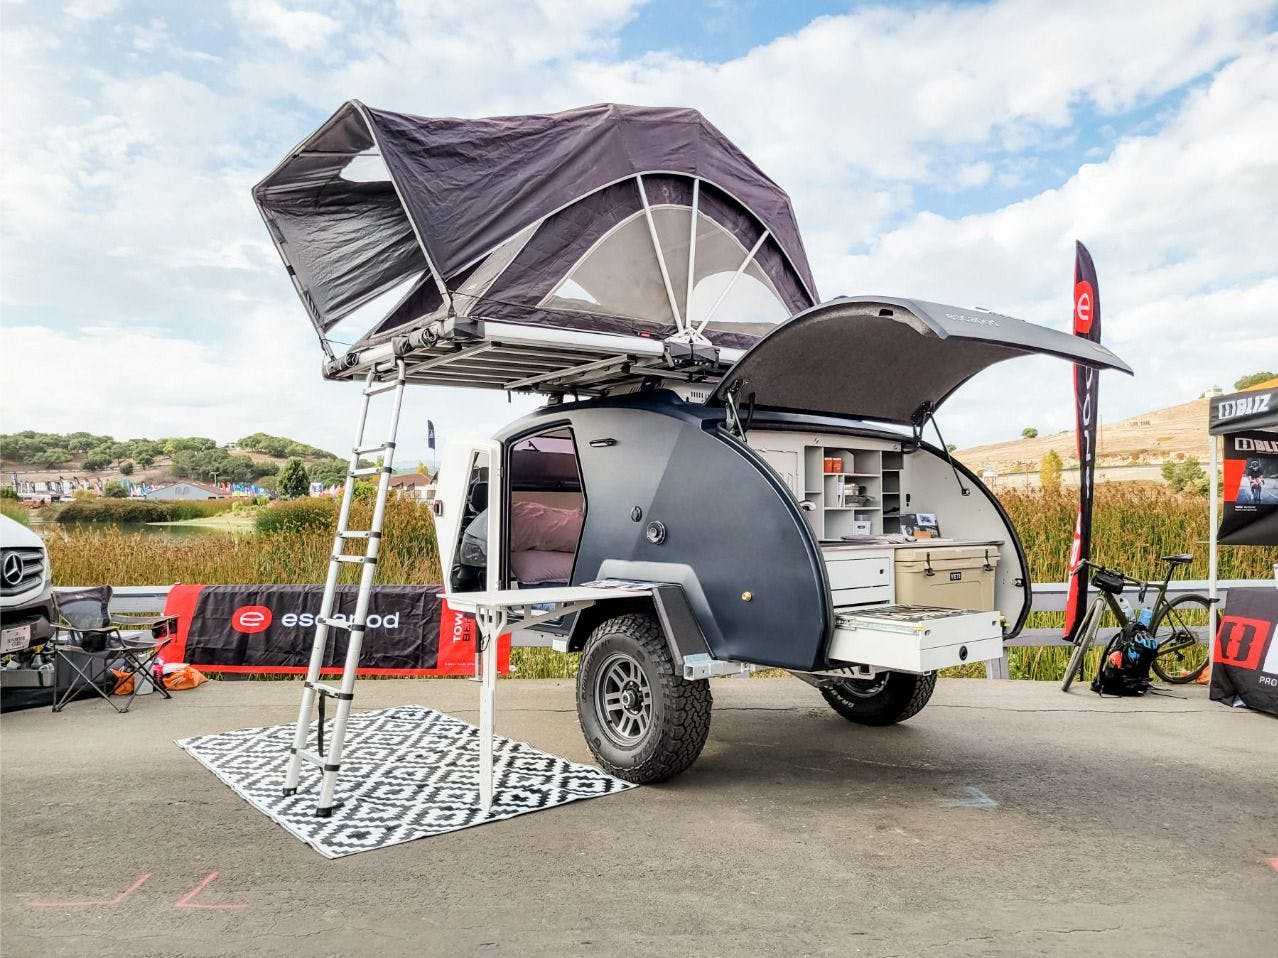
xmin=1092 ymin=626 xmax=1159 ymax=696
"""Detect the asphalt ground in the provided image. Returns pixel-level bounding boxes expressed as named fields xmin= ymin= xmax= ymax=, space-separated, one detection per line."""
xmin=1 ymin=676 xmax=1274 ymax=958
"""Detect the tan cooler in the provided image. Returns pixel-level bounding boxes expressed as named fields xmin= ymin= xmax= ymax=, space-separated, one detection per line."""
xmin=894 ymin=546 xmax=1000 ymax=610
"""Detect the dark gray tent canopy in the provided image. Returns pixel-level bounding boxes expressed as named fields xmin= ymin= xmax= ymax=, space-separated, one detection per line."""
xmin=254 ymin=100 xmax=818 ymax=365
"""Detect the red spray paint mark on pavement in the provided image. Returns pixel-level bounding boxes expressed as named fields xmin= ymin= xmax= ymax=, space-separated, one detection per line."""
xmin=32 ymin=873 xmax=151 ymax=907
xmin=1269 ymin=857 xmax=1278 ymax=873
xmin=174 ymin=872 xmax=247 ymax=910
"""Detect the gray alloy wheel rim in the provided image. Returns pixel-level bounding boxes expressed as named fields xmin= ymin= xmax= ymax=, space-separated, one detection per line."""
xmin=839 ymin=674 xmax=890 ymax=699
xmin=594 ymin=652 xmax=653 ymax=747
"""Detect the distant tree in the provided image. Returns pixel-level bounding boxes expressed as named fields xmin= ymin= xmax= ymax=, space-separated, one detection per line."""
xmin=256 ymin=475 xmax=278 ymax=495
xmin=119 ymin=460 xmax=135 ymax=476
xmin=945 ymin=443 xmax=957 ymax=453
xmin=417 ymin=461 xmax=428 ymax=474
xmin=309 ymin=459 xmax=347 ymax=487
xmin=1234 ymin=371 xmax=1275 ymax=390
xmin=277 ymin=458 xmax=310 ymax=499
xmin=1039 ymin=450 xmax=1063 ymax=492
xmin=136 ymin=452 xmax=155 ymax=468
xmin=1162 ymin=457 xmax=1209 ymax=495
xmin=43 ymin=447 xmax=73 ymax=468
xmin=82 ymin=454 xmax=111 ymax=471
xmin=103 ymin=480 xmax=130 ymax=498
xmin=1021 ymin=427 xmax=1039 ymax=439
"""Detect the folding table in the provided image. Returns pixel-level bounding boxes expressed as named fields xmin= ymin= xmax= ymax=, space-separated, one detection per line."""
xmin=443 ymin=585 xmax=652 ymax=812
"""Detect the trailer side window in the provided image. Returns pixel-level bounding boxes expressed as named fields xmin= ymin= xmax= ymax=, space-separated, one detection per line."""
xmin=506 ymin=428 xmax=585 ymax=589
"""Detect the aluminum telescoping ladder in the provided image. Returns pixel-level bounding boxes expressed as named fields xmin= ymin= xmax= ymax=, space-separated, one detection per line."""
xmin=282 ymin=360 xmax=406 ymax=817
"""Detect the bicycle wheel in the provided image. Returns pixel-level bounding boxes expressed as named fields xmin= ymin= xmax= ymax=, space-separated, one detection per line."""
xmin=1061 ymin=603 xmax=1101 ymax=692
xmin=1150 ymin=594 xmax=1212 ymax=684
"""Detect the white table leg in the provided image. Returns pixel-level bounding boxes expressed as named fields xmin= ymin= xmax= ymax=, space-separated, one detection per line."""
xmin=476 ymin=607 xmax=505 ymax=814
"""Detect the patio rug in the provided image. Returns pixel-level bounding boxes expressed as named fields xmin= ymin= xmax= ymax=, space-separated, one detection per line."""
xmin=177 ymin=704 xmax=634 ymax=858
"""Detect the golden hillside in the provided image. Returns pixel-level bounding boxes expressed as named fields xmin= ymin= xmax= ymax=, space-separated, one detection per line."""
xmin=956 ymin=395 xmax=1213 ymax=486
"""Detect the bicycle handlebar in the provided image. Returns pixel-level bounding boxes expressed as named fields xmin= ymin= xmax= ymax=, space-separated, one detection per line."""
xmin=1068 ymin=559 xmax=1146 ymax=587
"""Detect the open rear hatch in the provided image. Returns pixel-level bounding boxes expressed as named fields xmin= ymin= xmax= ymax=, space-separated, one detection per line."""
xmin=710 ymin=296 xmax=1131 ymax=424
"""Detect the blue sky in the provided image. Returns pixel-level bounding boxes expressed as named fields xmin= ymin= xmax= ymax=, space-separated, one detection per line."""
xmin=2 ymin=0 xmax=1276 ymax=464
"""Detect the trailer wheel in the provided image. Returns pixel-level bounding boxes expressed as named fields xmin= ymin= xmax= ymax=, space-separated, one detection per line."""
xmin=820 ymin=671 xmax=936 ymax=726
xmin=577 ymin=613 xmax=712 ymax=784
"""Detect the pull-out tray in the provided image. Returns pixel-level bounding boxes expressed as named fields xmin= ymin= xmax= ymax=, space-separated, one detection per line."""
xmin=827 ymin=604 xmax=1004 ymax=673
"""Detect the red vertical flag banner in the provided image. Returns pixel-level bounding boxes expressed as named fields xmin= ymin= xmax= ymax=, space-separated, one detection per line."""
xmin=1064 ymin=241 xmax=1102 ymax=640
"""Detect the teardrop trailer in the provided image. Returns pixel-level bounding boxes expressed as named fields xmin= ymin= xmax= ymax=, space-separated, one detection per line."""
xmin=254 ymin=101 xmax=1131 ymax=815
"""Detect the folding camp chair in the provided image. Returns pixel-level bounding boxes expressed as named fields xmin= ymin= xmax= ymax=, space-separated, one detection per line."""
xmin=50 ymin=586 xmax=177 ymax=713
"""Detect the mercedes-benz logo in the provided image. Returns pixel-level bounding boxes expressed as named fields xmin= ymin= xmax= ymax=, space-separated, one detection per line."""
xmin=2 ymin=553 xmax=23 ymax=586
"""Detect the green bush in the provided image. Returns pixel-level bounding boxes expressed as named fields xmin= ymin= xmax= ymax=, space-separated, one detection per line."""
xmin=254 ymin=498 xmax=336 ymax=534
xmin=104 ymin=481 xmax=130 ymax=498
xmin=0 ymin=487 xmax=17 ymax=500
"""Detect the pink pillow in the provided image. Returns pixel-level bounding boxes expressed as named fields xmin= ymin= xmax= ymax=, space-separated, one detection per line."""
xmin=510 ymin=501 xmax=583 ymax=553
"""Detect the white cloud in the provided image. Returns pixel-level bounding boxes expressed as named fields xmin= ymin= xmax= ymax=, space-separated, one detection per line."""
xmin=228 ymin=1 xmax=340 ymax=52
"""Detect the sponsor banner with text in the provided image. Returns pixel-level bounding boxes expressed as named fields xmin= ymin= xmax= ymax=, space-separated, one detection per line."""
xmin=1210 ymin=587 xmax=1278 ymax=716
xmin=1217 ymin=430 xmax=1278 ymax=546
xmin=1064 ymin=240 xmax=1102 ymax=640
xmin=162 ymin=584 xmax=509 ymax=676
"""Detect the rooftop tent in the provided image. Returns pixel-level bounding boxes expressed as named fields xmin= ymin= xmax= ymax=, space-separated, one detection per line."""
xmin=253 ymin=101 xmax=818 ymax=388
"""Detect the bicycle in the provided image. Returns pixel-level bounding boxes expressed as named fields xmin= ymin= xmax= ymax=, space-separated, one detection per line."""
xmin=1060 ymin=555 xmax=1216 ymax=692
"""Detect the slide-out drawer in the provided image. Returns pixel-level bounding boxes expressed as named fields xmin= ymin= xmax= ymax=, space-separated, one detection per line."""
xmin=827 ymin=605 xmax=1004 ymax=673
xmin=824 ymin=552 xmax=891 ymax=591
xmin=831 ymin=585 xmax=894 ymax=607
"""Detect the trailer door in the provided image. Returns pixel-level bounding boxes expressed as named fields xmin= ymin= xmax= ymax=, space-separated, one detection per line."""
xmin=709 ymin=296 xmax=1131 ymax=424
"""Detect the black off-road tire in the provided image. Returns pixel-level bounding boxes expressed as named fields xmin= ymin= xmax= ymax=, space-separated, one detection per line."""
xmin=576 ymin=613 xmax=712 ymax=783
xmin=820 ymin=671 xmax=937 ymax=726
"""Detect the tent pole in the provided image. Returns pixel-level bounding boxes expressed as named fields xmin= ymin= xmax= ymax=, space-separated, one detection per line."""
xmin=635 ymin=175 xmax=685 ymax=333
xmin=694 ymin=230 xmax=769 ymax=336
xmin=685 ymin=179 xmax=699 ymax=325
xmin=1208 ymin=427 xmax=1219 ymax=663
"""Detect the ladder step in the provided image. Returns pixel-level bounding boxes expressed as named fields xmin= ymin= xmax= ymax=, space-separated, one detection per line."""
xmin=306 ymin=681 xmax=354 ymax=701
xmin=337 ymin=530 xmax=380 ymax=540
xmin=350 ymin=465 xmax=394 ymax=477
xmin=364 ymin=381 xmax=402 ymax=397
xmin=290 ymin=747 xmax=342 ymax=773
xmin=333 ymin=554 xmax=376 ymax=565
xmin=316 ymin=616 xmax=365 ymax=633
xmin=354 ymin=442 xmax=395 ymax=455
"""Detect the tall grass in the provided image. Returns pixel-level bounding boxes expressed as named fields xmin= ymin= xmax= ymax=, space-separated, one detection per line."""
xmin=46 ymin=497 xmax=440 ymax=586
xmin=1 ymin=500 xmax=31 ymax=526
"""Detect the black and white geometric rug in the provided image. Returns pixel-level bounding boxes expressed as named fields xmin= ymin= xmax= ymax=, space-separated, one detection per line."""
xmin=176 ymin=705 xmax=635 ymax=858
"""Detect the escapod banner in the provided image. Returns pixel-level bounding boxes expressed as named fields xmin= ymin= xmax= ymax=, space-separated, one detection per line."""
xmin=162 ymin=584 xmax=508 ymax=676
xmin=1064 ymin=241 xmax=1102 ymax=641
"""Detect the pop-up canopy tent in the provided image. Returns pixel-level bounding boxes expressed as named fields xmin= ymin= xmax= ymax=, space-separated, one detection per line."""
xmin=1207 ymin=378 xmax=1278 ymax=710
xmin=253 ymin=101 xmax=818 ymax=395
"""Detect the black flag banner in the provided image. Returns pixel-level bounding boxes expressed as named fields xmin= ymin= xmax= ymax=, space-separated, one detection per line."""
xmin=1064 ymin=241 xmax=1102 ymax=640
xmin=427 ymin=419 xmax=436 ymax=450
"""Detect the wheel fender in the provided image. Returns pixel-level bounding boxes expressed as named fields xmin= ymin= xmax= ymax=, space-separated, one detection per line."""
xmin=567 ymin=584 xmax=711 ymax=669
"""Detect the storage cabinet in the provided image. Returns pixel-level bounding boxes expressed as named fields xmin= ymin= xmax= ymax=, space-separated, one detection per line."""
xmin=753 ymin=433 xmax=905 ymax=540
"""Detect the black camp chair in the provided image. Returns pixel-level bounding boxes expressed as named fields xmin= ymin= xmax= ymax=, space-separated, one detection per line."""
xmin=50 ymin=586 xmax=177 ymax=713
